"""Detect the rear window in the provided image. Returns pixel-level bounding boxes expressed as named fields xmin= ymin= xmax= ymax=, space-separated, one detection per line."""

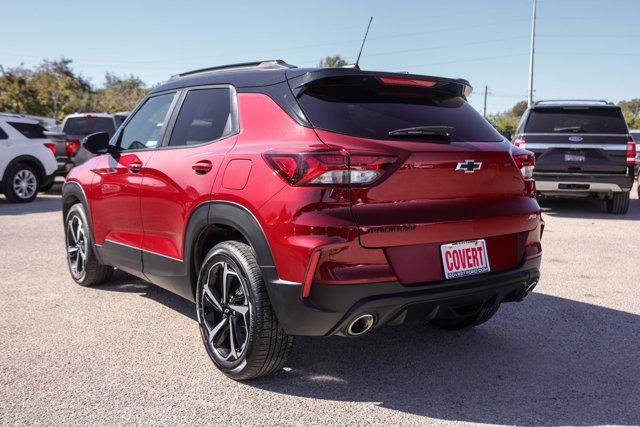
xmin=296 ymin=76 xmax=502 ymax=142
xmin=524 ymin=107 xmax=627 ymax=134
xmin=63 ymin=117 xmax=116 ymax=137
xmin=8 ymin=122 xmax=46 ymax=139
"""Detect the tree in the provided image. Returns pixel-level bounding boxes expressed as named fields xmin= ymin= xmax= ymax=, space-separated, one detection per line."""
xmin=93 ymin=73 xmax=148 ymax=112
xmin=486 ymin=100 xmax=527 ymax=136
xmin=319 ymin=55 xmax=348 ymax=68
xmin=618 ymin=99 xmax=640 ymax=129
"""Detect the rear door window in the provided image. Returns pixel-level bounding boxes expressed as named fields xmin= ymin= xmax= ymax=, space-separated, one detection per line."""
xmin=296 ymin=76 xmax=502 ymax=142
xmin=63 ymin=117 xmax=116 ymax=137
xmin=8 ymin=122 xmax=46 ymax=139
xmin=167 ymin=87 xmax=236 ymax=147
xmin=524 ymin=107 xmax=628 ymax=134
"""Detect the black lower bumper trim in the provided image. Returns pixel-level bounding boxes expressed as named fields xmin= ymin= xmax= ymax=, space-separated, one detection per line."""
xmin=266 ymin=257 xmax=541 ymax=336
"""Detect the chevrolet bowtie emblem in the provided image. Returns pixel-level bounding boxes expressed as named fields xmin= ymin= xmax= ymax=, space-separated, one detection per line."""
xmin=456 ymin=160 xmax=482 ymax=173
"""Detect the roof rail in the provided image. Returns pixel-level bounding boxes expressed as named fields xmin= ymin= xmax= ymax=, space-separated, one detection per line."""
xmin=170 ymin=60 xmax=296 ymax=80
xmin=533 ymin=99 xmax=613 ymax=106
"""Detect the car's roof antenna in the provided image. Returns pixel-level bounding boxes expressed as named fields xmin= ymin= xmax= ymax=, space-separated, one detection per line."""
xmin=354 ymin=16 xmax=373 ymax=70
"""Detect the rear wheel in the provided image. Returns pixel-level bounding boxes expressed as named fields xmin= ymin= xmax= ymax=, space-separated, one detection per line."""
xmin=605 ymin=192 xmax=629 ymax=215
xmin=65 ymin=204 xmax=114 ymax=286
xmin=2 ymin=163 xmax=39 ymax=203
xmin=196 ymin=241 xmax=293 ymax=380
xmin=429 ymin=303 xmax=501 ymax=331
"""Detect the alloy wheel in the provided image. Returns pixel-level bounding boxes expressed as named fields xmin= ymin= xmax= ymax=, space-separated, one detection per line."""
xmin=66 ymin=215 xmax=88 ymax=279
xmin=200 ymin=261 xmax=251 ymax=362
xmin=12 ymin=169 xmax=37 ymax=200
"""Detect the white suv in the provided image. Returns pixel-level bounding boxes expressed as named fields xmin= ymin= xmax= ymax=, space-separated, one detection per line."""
xmin=0 ymin=114 xmax=57 ymax=203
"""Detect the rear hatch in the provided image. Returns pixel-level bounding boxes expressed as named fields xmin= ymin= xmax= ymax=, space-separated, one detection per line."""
xmin=291 ymin=71 xmax=539 ymax=279
xmin=520 ymin=105 xmax=629 ymax=174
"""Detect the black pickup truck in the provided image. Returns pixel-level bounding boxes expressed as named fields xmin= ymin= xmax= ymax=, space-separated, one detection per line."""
xmin=513 ymin=100 xmax=635 ymax=214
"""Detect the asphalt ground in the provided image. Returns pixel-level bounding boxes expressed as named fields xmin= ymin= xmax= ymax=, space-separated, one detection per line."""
xmin=1 ymin=182 xmax=639 ymax=425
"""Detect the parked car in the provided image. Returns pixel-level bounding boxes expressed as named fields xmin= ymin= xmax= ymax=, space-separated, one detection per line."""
xmin=62 ymin=60 xmax=543 ymax=380
xmin=0 ymin=113 xmax=57 ymax=202
xmin=631 ymin=129 xmax=640 ymax=195
xmin=513 ymin=100 xmax=635 ymax=214
xmin=45 ymin=113 xmax=129 ymax=179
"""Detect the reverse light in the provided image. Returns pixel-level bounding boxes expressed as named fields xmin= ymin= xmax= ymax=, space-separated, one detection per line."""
xmin=264 ymin=151 xmax=397 ymax=186
xmin=513 ymin=137 xmax=526 ymax=149
xmin=627 ymin=137 xmax=636 ymax=166
xmin=65 ymin=139 xmax=81 ymax=157
xmin=44 ymin=143 xmax=56 ymax=155
xmin=511 ymin=146 xmax=536 ymax=197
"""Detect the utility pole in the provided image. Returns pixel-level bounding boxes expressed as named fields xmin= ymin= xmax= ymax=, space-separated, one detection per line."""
xmin=527 ymin=0 xmax=537 ymax=107
xmin=483 ymin=85 xmax=488 ymax=118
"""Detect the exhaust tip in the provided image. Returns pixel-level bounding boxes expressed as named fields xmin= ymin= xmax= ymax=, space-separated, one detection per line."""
xmin=346 ymin=314 xmax=375 ymax=337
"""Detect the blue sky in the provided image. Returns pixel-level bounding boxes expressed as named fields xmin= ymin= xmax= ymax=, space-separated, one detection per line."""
xmin=1 ymin=0 xmax=638 ymax=113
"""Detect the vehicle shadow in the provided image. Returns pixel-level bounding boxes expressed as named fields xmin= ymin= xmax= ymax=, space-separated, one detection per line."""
xmin=97 ymin=274 xmax=640 ymax=425
xmin=0 ymin=193 xmax=62 ymax=215
xmin=539 ymin=195 xmax=640 ymax=220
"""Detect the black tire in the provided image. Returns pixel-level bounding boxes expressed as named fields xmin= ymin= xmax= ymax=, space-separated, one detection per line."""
xmin=39 ymin=181 xmax=55 ymax=192
xmin=605 ymin=192 xmax=630 ymax=215
xmin=2 ymin=163 xmax=39 ymax=203
xmin=64 ymin=204 xmax=114 ymax=286
xmin=429 ymin=303 xmax=501 ymax=331
xmin=196 ymin=241 xmax=293 ymax=380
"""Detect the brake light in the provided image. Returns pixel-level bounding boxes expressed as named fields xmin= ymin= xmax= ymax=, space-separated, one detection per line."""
xmin=44 ymin=143 xmax=56 ymax=155
xmin=379 ymin=76 xmax=437 ymax=88
xmin=65 ymin=139 xmax=81 ymax=157
xmin=627 ymin=137 xmax=636 ymax=166
xmin=513 ymin=137 xmax=526 ymax=149
xmin=264 ymin=151 xmax=397 ymax=186
xmin=511 ymin=147 xmax=536 ymax=197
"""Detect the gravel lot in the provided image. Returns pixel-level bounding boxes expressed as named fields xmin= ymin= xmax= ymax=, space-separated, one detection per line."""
xmin=1 ymin=183 xmax=639 ymax=426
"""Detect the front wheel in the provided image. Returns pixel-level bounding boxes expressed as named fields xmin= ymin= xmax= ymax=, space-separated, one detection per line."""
xmin=196 ymin=241 xmax=293 ymax=380
xmin=605 ymin=192 xmax=629 ymax=215
xmin=65 ymin=204 xmax=114 ymax=286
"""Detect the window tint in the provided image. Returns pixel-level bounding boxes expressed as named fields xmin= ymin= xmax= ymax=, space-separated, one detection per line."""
xmin=118 ymin=93 xmax=175 ymax=151
xmin=168 ymin=88 xmax=235 ymax=147
xmin=524 ymin=107 xmax=628 ymax=134
xmin=8 ymin=122 xmax=46 ymax=139
xmin=297 ymin=76 xmax=502 ymax=142
xmin=63 ymin=117 xmax=116 ymax=137
xmin=0 ymin=126 xmax=7 ymax=140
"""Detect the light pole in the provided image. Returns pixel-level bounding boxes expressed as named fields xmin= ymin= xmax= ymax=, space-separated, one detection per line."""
xmin=527 ymin=0 xmax=537 ymax=107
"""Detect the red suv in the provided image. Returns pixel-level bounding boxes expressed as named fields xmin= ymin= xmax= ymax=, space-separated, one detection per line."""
xmin=62 ymin=60 xmax=542 ymax=380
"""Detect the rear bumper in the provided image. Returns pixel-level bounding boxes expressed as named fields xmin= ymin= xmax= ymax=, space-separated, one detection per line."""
xmin=265 ymin=256 xmax=541 ymax=336
xmin=55 ymin=156 xmax=75 ymax=176
xmin=534 ymin=171 xmax=634 ymax=194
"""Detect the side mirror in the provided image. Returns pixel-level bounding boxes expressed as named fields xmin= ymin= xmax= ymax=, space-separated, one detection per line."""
xmin=83 ymin=132 xmax=112 ymax=155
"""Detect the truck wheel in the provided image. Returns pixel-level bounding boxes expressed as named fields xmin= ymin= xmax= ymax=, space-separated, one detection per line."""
xmin=429 ymin=303 xmax=500 ymax=331
xmin=605 ymin=192 xmax=629 ymax=215
xmin=2 ymin=163 xmax=39 ymax=203
xmin=196 ymin=241 xmax=293 ymax=380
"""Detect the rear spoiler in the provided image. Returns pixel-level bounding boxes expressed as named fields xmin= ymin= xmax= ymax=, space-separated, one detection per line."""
xmin=286 ymin=68 xmax=473 ymax=99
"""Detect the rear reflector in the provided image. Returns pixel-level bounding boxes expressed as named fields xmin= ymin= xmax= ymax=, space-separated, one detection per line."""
xmin=302 ymin=250 xmax=322 ymax=298
xmin=379 ymin=76 xmax=437 ymax=88
xmin=627 ymin=137 xmax=636 ymax=166
xmin=264 ymin=151 xmax=396 ymax=186
xmin=44 ymin=143 xmax=56 ymax=155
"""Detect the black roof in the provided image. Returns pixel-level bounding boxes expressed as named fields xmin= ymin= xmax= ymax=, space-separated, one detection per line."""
xmin=150 ymin=59 xmax=473 ymax=96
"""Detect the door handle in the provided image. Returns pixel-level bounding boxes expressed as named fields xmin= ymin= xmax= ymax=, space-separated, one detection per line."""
xmin=192 ymin=160 xmax=213 ymax=175
xmin=128 ymin=161 xmax=143 ymax=173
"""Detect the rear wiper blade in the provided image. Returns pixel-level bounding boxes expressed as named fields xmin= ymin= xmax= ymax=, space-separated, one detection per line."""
xmin=388 ymin=126 xmax=455 ymax=141
xmin=554 ymin=126 xmax=583 ymax=133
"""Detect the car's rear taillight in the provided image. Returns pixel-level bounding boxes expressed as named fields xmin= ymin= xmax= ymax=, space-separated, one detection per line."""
xmin=627 ymin=137 xmax=636 ymax=166
xmin=264 ymin=151 xmax=397 ymax=186
xmin=513 ymin=137 xmax=526 ymax=149
xmin=44 ymin=143 xmax=56 ymax=155
xmin=65 ymin=139 xmax=81 ymax=157
xmin=511 ymin=146 xmax=536 ymax=197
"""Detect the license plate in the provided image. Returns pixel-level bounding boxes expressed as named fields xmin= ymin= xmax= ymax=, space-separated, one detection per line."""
xmin=440 ymin=240 xmax=490 ymax=280
xmin=564 ymin=152 xmax=585 ymax=162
